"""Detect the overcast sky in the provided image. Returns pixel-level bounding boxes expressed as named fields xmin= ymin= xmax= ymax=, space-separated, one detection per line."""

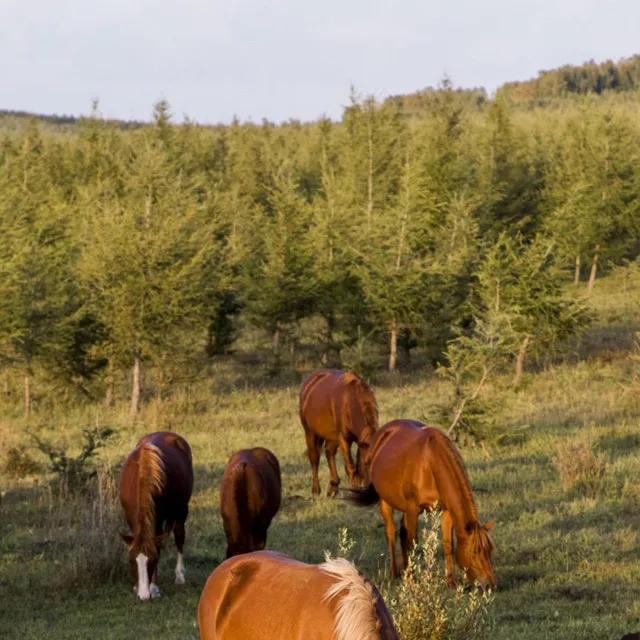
xmin=1 ymin=0 xmax=639 ymax=124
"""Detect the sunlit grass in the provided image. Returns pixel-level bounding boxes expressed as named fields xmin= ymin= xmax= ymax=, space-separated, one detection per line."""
xmin=1 ymin=274 xmax=640 ymax=639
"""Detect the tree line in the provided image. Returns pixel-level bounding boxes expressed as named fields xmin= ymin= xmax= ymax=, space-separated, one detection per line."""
xmin=0 ymin=88 xmax=639 ymax=420
xmin=498 ymin=54 xmax=640 ymax=102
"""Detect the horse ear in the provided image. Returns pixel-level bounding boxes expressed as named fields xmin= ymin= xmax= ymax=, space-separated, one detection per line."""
xmin=120 ymin=531 xmax=134 ymax=546
xmin=484 ymin=520 xmax=496 ymax=531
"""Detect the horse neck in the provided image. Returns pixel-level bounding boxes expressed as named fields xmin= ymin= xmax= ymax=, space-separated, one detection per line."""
xmin=134 ymin=445 xmax=165 ymax=553
xmin=427 ymin=434 xmax=478 ymax=533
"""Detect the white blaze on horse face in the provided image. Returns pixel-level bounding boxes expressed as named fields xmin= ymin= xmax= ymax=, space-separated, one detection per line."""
xmin=136 ymin=553 xmax=150 ymax=600
xmin=175 ymin=552 xmax=185 ymax=584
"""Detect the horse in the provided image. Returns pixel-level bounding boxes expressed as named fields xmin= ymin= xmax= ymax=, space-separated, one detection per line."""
xmin=197 ymin=550 xmax=399 ymax=640
xmin=119 ymin=431 xmax=193 ymax=600
xmin=299 ymin=369 xmax=378 ymax=497
xmin=342 ymin=419 xmax=496 ymax=589
xmin=220 ymin=447 xmax=281 ymax=558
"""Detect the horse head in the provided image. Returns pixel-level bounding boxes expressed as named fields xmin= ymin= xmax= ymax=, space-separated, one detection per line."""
xmin=120 ymin=527 xmax=172 ymax=600
xmin=456 ymin=520 xmax=496 ymax=591
xmin=356 ymin=427 xmax=376 ymax=485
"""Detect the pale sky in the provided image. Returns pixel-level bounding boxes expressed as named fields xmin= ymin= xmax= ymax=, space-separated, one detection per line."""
xmin=1 ymin=0 xmax=639 ymax=124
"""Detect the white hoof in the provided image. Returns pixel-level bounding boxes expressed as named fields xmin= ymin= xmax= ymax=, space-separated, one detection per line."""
xmin=175 ymin=553 xmax=186 ymax=584
xmin=150 ymin=583 xmax=161 ymax=599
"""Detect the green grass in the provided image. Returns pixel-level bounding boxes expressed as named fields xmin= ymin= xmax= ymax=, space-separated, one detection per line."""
xmin=1 ymin=273 xmax=640 ymax=639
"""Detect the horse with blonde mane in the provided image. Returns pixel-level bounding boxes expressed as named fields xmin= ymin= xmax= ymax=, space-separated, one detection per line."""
xmin=342 ymin=419 xmax=496 ymax=589
xmin=300 ymin=369 xmax=378 ymax=496
xmin=220 ymin=447 xmax=281 ymax=558
xmin=119 ymin=431 xmax=193 ymax=600
xmin=197 ymin=550 xmax=399 ymax=640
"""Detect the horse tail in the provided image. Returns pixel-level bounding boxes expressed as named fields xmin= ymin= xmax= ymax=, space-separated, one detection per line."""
xmin=339 ymin=482 xmax=380 ymax=508
xmin=221 ymin=461 xmax=251 ymax=557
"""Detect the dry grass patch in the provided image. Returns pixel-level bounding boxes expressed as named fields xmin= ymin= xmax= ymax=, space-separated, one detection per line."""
xmin=551 ymin=436 xmax=607 ymax=498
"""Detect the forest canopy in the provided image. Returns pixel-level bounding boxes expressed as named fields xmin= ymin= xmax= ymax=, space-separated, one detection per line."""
xmin=1 ymin=56 xmax=639 ymax=426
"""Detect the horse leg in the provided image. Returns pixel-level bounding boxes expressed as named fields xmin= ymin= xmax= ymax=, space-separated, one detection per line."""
xmin=304 ymin=428 xmax=323 ymax=496
xmin=338 ymin=435 xmax=357 ymax=488
xmin=442 ymin=509 xmax=457 ymax=588
xmin=355 ymin=447 xmax=362 ymax=485
xmin=149 ymin=551 xmax=161 ymax=598
xmin=174 ymin=520 xmax=186 ymax=584
xmin=380 ymin=500 xmax=398 ymax=578
xmin=325 ymin=440 xmax=341 ymax=497
xmin=400 ymin=509 xmax=419 ymax=574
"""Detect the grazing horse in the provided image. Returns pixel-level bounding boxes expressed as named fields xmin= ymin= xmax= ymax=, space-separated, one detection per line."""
xmin=342 ymin=419 xmax=496 ymax=589
xmin=119 ymin=431 xmax=193 ymax=600
xmin=220 ymin=447 xmax=281 ymax=558
xmin=198 ymin=550 xmax=399 ymax=640
xmin=299 ymin=369 xmax=378 ymax=497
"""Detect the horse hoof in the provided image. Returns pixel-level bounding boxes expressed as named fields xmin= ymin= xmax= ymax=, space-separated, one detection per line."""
xmin=150 ymin=584 xmax=161 ymax=599
xmin=175 ymin=572 xmax=186 ymax=585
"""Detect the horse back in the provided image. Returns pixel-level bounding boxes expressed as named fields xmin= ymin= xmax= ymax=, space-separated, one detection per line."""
xmin=121 ymin=432 xmax=193 ymax=526
xmin=198 ymin=551 xmax=337 ymax=640
xmin=220 ymin=448 xmax=282 ymax=555
xmin=300 ymin=369 xmax=376 ymax=442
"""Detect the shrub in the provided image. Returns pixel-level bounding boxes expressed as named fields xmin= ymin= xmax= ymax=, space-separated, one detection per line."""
xmin=331 ymin=514 xmax=495 ymax=640
xmin=3 ymin=445 xmax=43 ymax=478
xmin=551 ymin=438 xmax=607 ymax=497
xmin=30 ymin=426 xmax=117 ymax=492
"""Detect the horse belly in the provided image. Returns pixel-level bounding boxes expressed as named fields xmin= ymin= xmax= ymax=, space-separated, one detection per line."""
xmin=371 ymin=456 xmax=415 ymax=512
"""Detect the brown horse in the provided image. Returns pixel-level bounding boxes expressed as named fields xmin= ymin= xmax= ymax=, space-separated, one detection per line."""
xmin=198 ymin=550 xmax=399 ymax=640
xmin=220 ymin=447 xmax=281 ymax=558
xmin=119 ymin=431 xmax=193 ymax=600
xmin=343 ymin=419 xmax=496 ymax=589
xmin=300 ymin=369 xmax=378 ymax=496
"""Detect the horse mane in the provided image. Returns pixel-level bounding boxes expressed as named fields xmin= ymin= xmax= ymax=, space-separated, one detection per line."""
xmin=466 ymin=521 xmax=496 ymax=554
xmin=428 ymin=428 xmax=479 ymax=528
xmin=321 ymin=556 xmax=381 ymax=640
xmin=342 ymin=372 xmax=379 ymax=435
xmin=135 ymin=443 xmax=165 ymax=557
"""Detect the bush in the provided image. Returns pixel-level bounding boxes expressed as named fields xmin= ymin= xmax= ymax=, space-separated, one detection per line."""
xmin=385 ymin=513 xmax=495 ymax=640
xmin=3 ymin=445 xmax=43 ymax=478
xmin=331 ymin=514 xmax=495 ymax=640
xmin=551 ymin=437 xmax=607 ymax=498
xmin=30 ymin=426 xmax=117 ymax=492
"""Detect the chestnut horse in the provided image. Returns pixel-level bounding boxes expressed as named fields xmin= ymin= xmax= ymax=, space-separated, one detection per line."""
xmin=198 ymin=550 xmax=399 ymax=640
xmin=220 ymin=447 xmax=281 ymax=558
xmin=119 ymin=431 xmax=193 ymax=600
xmin=343 ymin=419 xmax=496 ymax=589
xmin=299 ymin=369 xmax=378 ymax=496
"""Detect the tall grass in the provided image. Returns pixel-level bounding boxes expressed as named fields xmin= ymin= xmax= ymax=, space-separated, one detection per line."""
xmin=42 ymin=462 xmax=126 ymax=587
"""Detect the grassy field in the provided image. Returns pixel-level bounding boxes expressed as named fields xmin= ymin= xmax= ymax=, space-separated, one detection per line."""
xmin=1 ymin=275 xmax=640 ymax=639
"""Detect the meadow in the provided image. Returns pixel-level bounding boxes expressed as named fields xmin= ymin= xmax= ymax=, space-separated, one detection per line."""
xmin=1 ymin=273 xmax=639 ymax=640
